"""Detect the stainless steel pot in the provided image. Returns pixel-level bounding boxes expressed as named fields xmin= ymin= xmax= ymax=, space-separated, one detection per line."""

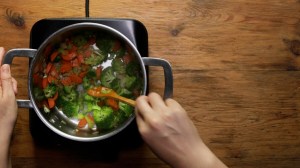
xmin=3 ymin=22 xmax=173 ymax=142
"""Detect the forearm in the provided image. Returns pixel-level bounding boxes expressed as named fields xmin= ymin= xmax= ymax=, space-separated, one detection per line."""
xmin=0 ymin=130 xmax=13 ymax=168
xmin=173 ymin=142 xmax=228 ymax=168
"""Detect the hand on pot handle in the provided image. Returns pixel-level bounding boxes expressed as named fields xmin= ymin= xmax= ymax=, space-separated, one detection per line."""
xmin=0 ymin=47 xmax=18 ymax=168
xmin=135 ymin=92 xmax=228 ymax=168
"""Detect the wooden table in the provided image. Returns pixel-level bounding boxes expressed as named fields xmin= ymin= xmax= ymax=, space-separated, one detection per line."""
xmin=0 ymin=0 xmax=299 ymax=167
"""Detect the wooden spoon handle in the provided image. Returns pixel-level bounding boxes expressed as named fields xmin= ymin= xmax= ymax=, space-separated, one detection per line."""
xmin=112 ymin=94 xmax=136 ymax=107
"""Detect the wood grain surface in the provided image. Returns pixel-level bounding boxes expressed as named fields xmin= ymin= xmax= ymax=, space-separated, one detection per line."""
xmin=0 ymin=0 xmax=300 ymax=167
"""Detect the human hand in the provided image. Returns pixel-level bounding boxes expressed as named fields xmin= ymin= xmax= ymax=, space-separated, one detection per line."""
xmin=0 ymin=47 xmax=18 ymax=168
xmin=135 ymin=92 xmax=227 ymax=168
xmin=0 ymin=47 xmax=18 ymax=129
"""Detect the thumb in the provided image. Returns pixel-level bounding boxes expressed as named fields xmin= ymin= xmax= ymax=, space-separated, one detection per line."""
xmin=1 ymin=64 xmax=14 ymax=96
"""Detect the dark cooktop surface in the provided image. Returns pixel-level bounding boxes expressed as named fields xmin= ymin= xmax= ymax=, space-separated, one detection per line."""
xmin=29 ymin=18 xmax=148 ymax=156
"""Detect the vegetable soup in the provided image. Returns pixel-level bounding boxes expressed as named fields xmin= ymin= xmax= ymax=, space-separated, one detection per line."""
xmin=32 ymin=31 xmax=143 ymax=132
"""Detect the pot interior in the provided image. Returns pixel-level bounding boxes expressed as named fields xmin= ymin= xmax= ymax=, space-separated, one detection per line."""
xmin=29 ymin=23 xmax=147 ymax=141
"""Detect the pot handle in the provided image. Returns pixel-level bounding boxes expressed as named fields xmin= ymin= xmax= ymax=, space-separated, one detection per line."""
xmin=142 ymin=57 xmax=173 ymax=99
xmin=2 ymin=48 xmax=37 ymax=108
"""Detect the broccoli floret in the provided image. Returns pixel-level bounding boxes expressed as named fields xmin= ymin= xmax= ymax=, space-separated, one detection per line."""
xmin=93 ymin=106 xmax=114 ymax=130
xmin=72 ymin=35 xmax=87 ymax=47
xmin=84 ymin=51 xmax=105 ymax=66
xmin=123 ymin=75 xmax=137 ymax=90
xmin=63 ymin=85 xmax=75 ymax=94
xmin=61 ymin=101 xmax=79 ymax=117
xmin=117 ymin=88 xmax=133 ymax=98
xmin=43 ymin=84 xmax=57 ymax=98
xmin=112 ymin=58 xmax=126 ymax=73
xmin=86 ymin=69 xmax=97 ymax=78
xmin=82 ymin=77 xmax=91 ymax=89
xmin=119 ymin=102 xmax=134 ymax=117
xmin=33 ymin=87 xmax=45 ymax=101
xmin=114 ymin=47 xmax=125 ymax=58
xmin=126 ymin=61 xmax=140 ymax=76
xmin=100 ymin=67 xmax=116 ymax=88
xmin=111 ymin=110 xmax=127 ymax=127
xmin=96 ymin=38 xmax=114 ymax=55
xmin=111 ymin=78 xmax=121 ymax=92
xmin=60 ymin=89 xmax=78 ymax=102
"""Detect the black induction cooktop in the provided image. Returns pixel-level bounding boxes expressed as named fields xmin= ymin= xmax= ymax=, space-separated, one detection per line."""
xmin=28 ymin=18 xmax=148 ymax=158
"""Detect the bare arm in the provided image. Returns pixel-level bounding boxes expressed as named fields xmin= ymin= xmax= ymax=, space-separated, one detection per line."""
xmin=135 ymin=92 xmax=227 ymax=168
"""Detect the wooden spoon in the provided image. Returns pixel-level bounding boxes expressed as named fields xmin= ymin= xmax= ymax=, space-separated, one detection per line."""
xmin=87 ymin=86 xmax=136 ymax=107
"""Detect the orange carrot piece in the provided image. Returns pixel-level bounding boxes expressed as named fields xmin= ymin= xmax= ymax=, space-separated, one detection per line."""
xmin=47 ymin=75 xmax=58 ymax=84
xmin=48 ymin=98 xmax=56 ymax=109
xmin=77 ymin=54 xmax=84 ymax=64
xmin=112 ymin=40 xmax=121 ymax=51
xmin=47 ymin=92 xmax=58 ymax=109
xmin=62 ymin=51 xmax=77 ymax=61
xmin=123 ymin=54 xmax=134 ymax=64
xmin=60 ymin=62 xmax=72 ymax=73
xmin=33 ymin=73 xmax=41 ymax=86
xmin=96 ymin=66 xmax=102 ymax=79
xmin=79 ymin=71 xmax=88 ymax=78
xmin=50 ymin=51 xmax=59 ymax=62
xmin=84 ymin=49 xmax=92 ymax=57
xmin=85 ymin=114 xmax=95 ymax=129
xmin=70 ymin=74 xmax=82 ymax=84
xmin=106 ymin=98 xmax=119 ymax=111
xmin=42 ymin=77 xmax=49 ymax=89
xmin=52 ymin=91 xmax=59 ymax=100
xmin=44 ymin=45 xmax=53 ymax=57
xmin=49 ymin=65 xmax=59 ymax=78
xmin=61 ymin=76 xmax=73 ymax=86
xmin=71 ymin=58 xmax=79 ymax=67
xmin=77 ymin=118 xmax=87 ymax=128
xmin=45 ymin=62 xmax=53 ymax=74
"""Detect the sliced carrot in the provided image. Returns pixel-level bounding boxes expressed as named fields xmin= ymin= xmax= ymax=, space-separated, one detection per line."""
xmin=79 ymin=71 xmax=88 ymax=78
xmin=42 ymin=77 xmax=49 ymax=89
xmin=77 ymin=54 xmax=84 ymax=64
xmin=33 ymin=73 xmax=41 ymax=86
xmin=45 ymin=62 xmax=53 ymax=74
xmin=123 ymin=54 xmax=134 ymax=64
xmin=48 ymin=98 xmax=56 ymax=109
xmin=70 ymin=74 xmax=83 ymax=84
xmin=88 ymin=37 xmax=96 ymax=45
xmin=47 ymin=75 xmax=58 ymax=84
xmin=62 ymin=51 xmax=77 ymax=61
xmin=77 ymin=118 xmax=87 ymax=128
xmin=52 ymin=91 xmax=59 ymax=100
xmin=49 ymin=65 xmax=59 ymax=78
xmin=112 ymin=40 xmax=121 ymax=51
xmin=96 ymin=66 xmax=102 ymax=79
xmin=61 ymin=76 xmax=73 ymax=86
xmin=50 ymin=51 xmax=59 ymax=62
xmin=106 ymin=98 xmax=119 ymax=111
xmin=71 ymin=58 xmax=79 ymax=67
xmin=70 ymin=45 xmax=78 ymax=52
xmin=84 ymin=49 xmax=92 ymax=58
xmin=85 ymin=113 xmax=95 ymax=129
xmin=126 ymin=44 xmax=133 ymax=55
xmin=44 ymin=44 xmax=53 ymax=57
xmin=60 ymin=62 xmax=72 ymax=73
